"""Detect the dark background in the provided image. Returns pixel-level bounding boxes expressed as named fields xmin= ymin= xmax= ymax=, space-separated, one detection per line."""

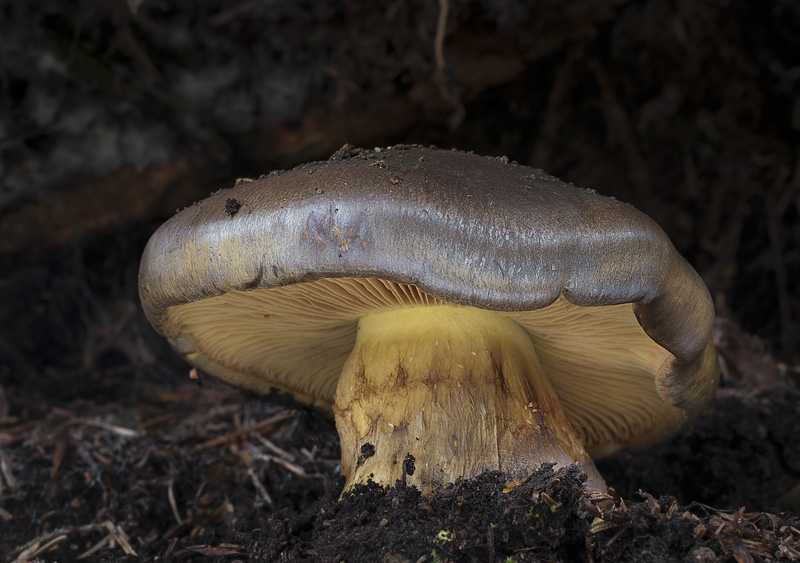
xmin=0 ymin=0 xmax=798 ymax=559
xmin=1 ymin=0 xmax=797 ymax=383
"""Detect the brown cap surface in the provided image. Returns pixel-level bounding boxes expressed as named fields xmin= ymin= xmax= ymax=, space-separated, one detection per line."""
xmin=139 ymin=144 xmax=718 ymax=457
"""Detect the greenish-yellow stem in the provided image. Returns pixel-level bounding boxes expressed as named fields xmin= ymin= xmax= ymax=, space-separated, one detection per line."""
xmin=332 ymin=305 xmax=606 ymax=494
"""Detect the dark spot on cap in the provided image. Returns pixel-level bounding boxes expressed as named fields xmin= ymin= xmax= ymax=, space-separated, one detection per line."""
xmin=225 ymin=198 xmax=242 ymax=217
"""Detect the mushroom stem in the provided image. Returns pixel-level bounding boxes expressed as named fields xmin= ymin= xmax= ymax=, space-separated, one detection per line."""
xmin=332 ymin=305 xmax=606 ymax=494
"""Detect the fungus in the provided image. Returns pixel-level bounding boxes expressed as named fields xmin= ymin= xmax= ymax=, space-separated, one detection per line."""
xmin=138 ymin=145 xmax=718 ymax=494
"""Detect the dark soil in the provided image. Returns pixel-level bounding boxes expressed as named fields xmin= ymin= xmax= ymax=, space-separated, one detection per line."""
xmin=1 ymin=0 xmax=799 ymax=561
xmin=2 ymin=370 xmax=799 ymax=562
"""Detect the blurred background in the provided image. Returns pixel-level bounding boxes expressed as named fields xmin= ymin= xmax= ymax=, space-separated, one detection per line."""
xmin=1 ymin=0 xmax=797 ymax=395
xmin=1 ymin=0 xmax=799 ymax=558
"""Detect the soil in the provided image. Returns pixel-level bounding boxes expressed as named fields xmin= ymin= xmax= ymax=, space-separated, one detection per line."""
xmin=1 ymin=0 xmax=799 ymax=562
xmin=1 ymin=365 xmax=799 ymax=562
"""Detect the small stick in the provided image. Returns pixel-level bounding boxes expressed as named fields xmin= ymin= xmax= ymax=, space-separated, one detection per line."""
xmin=192 ymin=410 xmax=295 ymax=452
xmin=10 ymin=521 xmax=136 ymax=562
xmin=0 ymin=449 xmax=18 ymax=491
xmin=50 ymin=441 xmax=68 ymax=478
xmin=72 ymin=418 xmax=140 ymax=438
xmin=167 ymin=477 xmax=182 ymax=524
xmin=77 ymin=534 xmax=112 ymax=560
xmin=247 ymin=467 xmax=275 ymax=511
xmin=253 ymin=433 xmax=296 ymax=462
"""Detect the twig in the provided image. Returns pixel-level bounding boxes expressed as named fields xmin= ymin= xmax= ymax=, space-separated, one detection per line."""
xmin=432 ymin=0 xmax=464 ymax=128
xmin=253 ymin=433 xmax=296 ymax=463
xmin=50 ymin=441 xmax=68 ymax=478
xmin=136 ymin=412 xmax=179 ymax=432
xmin=168 ymin=476 xmax=182 ymax=524
xmin=72 ymin=418 xmax=141 ymax=438
xmin=192 ymin=410 xmax=295 ymax=452
xmin=16 ymin=534 xmax=67 ymax=561
xmin=106 ymin=521 xmax=137 ymax=557
xmin=77 ymin=534 xmax=112 ymax=560
xmin=188 ymin=544 xmax=247 ymax=557
xmin=251 ymin=451 xmax=308 ymax=477
xmin=0 ymin=449 xmax=18 ymax=491
xmin=247 ymin=467 xmax=275 ymax=511
xmin=9 ymin=521 xmax=137 ymax=562
xmin=78 ymin=521 xmax=137 ymax=559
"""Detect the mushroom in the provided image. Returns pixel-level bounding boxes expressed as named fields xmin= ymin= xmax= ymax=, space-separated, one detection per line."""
xmin=138 ymin=145 xmax=718 ymax=494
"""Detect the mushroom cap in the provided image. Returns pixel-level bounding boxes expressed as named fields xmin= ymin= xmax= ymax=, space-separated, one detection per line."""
xmin=138 ymin=145 xmax=718 ymax=457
